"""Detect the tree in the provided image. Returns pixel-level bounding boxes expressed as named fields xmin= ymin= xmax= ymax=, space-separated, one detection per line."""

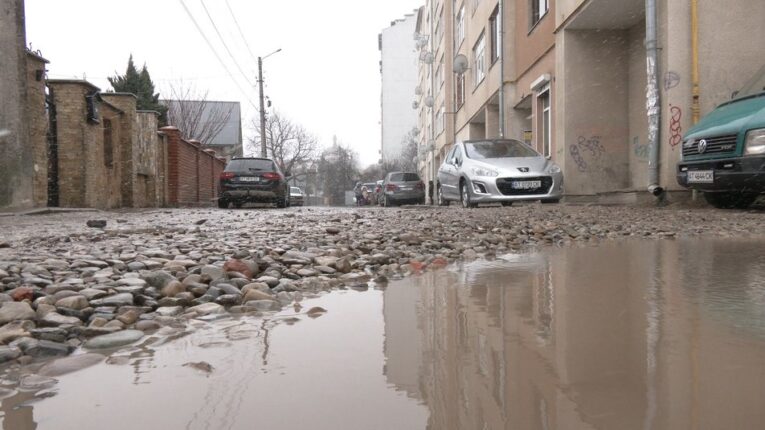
xmin=108 ymin=55 xmax=168 ymax=123
xmin=164 ymin=81 xmax=234 ymax=145
xmin=316 ymin=139 xmax=359 ymax=205
xmin=248 ymin=111 xmax=319 ymax=179
xmin=395 ymin=127 xmax=419 ymax=173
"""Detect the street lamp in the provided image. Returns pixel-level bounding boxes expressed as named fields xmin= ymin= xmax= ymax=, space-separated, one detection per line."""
xmin=258 ymin=48 xmax=282 ymax=158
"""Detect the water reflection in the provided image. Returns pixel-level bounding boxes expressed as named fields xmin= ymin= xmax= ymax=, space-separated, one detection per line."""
xmin=387 ymin=239 xmax=765 ymax=430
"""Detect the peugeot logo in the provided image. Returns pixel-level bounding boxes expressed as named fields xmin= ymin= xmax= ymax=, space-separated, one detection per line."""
xmin=697 ymin=139 xmax=708 ymax=154
xmin=518 ymin=167 xmax=530 ymax=172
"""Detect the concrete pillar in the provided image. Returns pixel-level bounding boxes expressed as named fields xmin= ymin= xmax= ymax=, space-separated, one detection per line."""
xmin=0 ymin=0 xmax=33 ymax=210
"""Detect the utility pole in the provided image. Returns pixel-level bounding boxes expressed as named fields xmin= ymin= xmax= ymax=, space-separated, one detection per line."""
xmin=258 ymin=56 xmax=267 ymax=158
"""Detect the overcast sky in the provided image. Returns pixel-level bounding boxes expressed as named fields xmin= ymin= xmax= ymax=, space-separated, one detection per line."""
xmin=25 ymin=0 xmax=422 ymax=166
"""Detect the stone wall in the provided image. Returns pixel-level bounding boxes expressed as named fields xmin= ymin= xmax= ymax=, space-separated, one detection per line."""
xmin=25 ymin=51 xmax=49 ymax=207
xmin=0 ymin=0 xmax=33 ymax=209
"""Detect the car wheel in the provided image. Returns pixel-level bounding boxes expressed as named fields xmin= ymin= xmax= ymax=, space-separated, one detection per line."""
xmin=276 ymin=195 xmax=288 ymax=208
xmin=704 ymin=192 xmax=758 ymax=209
xmin=437 ymin=185 xmax=449 ymax=206
xmin=217 ymin=199 xmax=228 ymax=209
xmin=460 ymin=181 xmax=477 ymax=209
xmin=541 ymin=199 xmax=560 ymax=204
xmin=501 ymin=202 xmax=513 ymax=207
xmin=384 ymin=195 xmax=394 ymax=207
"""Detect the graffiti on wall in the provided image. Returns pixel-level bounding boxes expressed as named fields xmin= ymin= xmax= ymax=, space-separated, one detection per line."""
xmin=664 ymin=71 xmax=681 ymax=91
xmin=669 ymin=105 xmax=683 ymax=148
xmin=633 ymin=136 xmax=649 ymax=160
xmin=569 ymin=135 xmax=605 ymax=172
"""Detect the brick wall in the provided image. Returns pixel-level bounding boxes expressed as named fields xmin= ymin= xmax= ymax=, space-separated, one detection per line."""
xmin=162 ymin=126 xmax=226 ymax=207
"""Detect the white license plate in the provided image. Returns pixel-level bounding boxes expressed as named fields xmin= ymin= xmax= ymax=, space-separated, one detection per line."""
xmin=512 ymin=180 xmax=542 ymax=189
xmin=687 ymin=170 xmax=714 ymax=183
xmin=238 ymin=176 xmax=259 ymax=182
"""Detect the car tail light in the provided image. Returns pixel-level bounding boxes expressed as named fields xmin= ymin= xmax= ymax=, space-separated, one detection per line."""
xmin=415 ymin=181 xmax=425 ymax=190
xmin=262 ymin=172 xmax=282 ymax=181
xmin=220 ymin=172 xmax=235 ymax=180
xmin=375 ymin=186 xmax=381 ymax=192
xmin=386 ymin=183 xmax=398 ymax=191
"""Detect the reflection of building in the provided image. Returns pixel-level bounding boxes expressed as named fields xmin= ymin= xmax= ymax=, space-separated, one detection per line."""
xmin=382 ymin=282 xmax=423 ymax=399
xmin=379 ymin=11 xmax=419 ymax=165
xmin=383 ymin=240 xmax=765 ymax=429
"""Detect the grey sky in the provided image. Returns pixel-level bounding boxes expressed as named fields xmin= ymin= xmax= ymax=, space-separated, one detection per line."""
xmin=25 ymin=0 xmax=423 ymax=166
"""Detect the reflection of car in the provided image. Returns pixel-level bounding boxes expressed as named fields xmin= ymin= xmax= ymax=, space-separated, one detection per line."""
xmin=290 ymin=187 xmax=305 ymax=206
xmin=218 ymin=157 xmax=290 ymax=209
xmin=437 ymin=139 xmax=563 ymax=208
xmin=677 ymin=64 xmax=765 ymax=209
xmin=381 ymin=172 xmax=426 ymax=206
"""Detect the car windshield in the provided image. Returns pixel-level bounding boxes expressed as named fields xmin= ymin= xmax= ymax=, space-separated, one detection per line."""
xmin=389 ymin=173 xmax=420 ymax=182
xmin=736 ymin=64 xmax=765 ymax=99
xmin=225 ymin=159 xmax=274 ymax=172
xmin=290 ymin=187 xmax=301 ymax=193
xmin=464 ymin=140 xmax=539 ymax=159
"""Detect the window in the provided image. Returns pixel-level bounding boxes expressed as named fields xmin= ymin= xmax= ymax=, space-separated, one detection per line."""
xmin=473 ymin=33 xmax=486 ymax=86
xmin=538 ymin=87 xmax=551 ymax=157
xmin=489 ymin=7 xmax=500 ymax=64
xmin=103 ymin=118 xmax=113 ymax=168
xmin=455 ymin=5 xmax=465 ymax=49
xmin=456 ymin=72 xmax=465 ymax=108
xmin=530 ymin=0 xmax=549 ymax=29
xmin=436 ymin=104 xmax=445 ymax=135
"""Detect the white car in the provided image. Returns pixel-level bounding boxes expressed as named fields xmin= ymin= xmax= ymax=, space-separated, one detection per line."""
xmin=437 ymin=139 xmax=563 ymax=208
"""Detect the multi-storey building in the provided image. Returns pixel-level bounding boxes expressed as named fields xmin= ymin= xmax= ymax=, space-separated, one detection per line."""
xmin=415 ymin=0 xmax=765 ymax=202
xmin=379 ymin=12 xmax=419 ymax=165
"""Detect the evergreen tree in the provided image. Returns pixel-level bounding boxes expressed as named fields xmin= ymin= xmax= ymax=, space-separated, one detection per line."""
xmin=108 ymin=55 xmax=168 ymax=124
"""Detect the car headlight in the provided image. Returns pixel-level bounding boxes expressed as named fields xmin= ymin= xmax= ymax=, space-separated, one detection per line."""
xmin=546 ymin=163 xmax=562 ymax=173
xmin=744 ymin=128 xmax=765 ymax=155
xmin=471 ymin=167 xmax=499 ymax=177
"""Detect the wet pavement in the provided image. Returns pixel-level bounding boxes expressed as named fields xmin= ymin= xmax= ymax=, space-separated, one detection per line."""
xmin=2 ymin=237 xmax=765 ymax=429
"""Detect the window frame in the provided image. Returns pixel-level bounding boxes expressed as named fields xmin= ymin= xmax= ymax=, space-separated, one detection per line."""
xmin=103 ymin=118 xmax=113 ymax=168
xmin=456 ymin=72 xmax=466 ymax=109
xmin=489 ymin=6 xmax=500 ymax=65
xmin=530 ymin=0 xmax=550 ymax=30
xmin=455 ymin=4 xmax=466 ymax=50
xmin=537 ymin=85 xmax=552 ymax=157
xmin=473 ymin=31 xmax=486 ymax=87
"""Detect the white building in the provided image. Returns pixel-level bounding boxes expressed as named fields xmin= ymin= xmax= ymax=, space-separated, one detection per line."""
xmin=379 ymin=12 xmax=418 ymax=164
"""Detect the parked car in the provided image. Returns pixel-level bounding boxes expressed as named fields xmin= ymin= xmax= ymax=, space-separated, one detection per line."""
xmin=353 ymin=182 xmax=377 ymax=206
xmin=218 ymin=157 xmax=290 ymax=208
xmin=676 ymin=64 xmax=765 ymax=208
xmin=436 ymin=139 xmax=563 ymax=208
xmin=381 ymin=172 xmax=426 ymax=206
xmin=290 ymin=187 xmax=305 ymax=206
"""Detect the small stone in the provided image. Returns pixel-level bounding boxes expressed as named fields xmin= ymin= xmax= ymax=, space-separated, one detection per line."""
xmin=194 ymin=219 xmax=208 ymax=225
xmin=25 ymin=340 xmax=71 ymax=358
xmin=86 ymin=220 xmax=107 ymax=228
xmin=84 ymin=330 xmax=144 ymax=349
xmin=161 ymin=280 xmax=185 ymax=298
xmin=0 ymin=346 xmax=22 ymax=363
xmin=183 ymin=361 xmax=213 ymax=374
xmin=55 ymin=295 xmax=89 ymax=311
xmin=91 ymin=293 xmax=134 ymax=307
xmin=326 ymin=227 xmax=340 ymax=235
xmin=41 ymin=312 xmax=83 ymax=327
xmin=38 ymin=353 xmax=105 ymax=376
xmin=0 ymin=320 xmax=35 ymax=344
xmin=117 ymin=310 xmax=139 ymax=325
xmin=306 ymin=306 xmax=327 ymax=318
xmin=223 ymin=259 xmax=252 ymax=279
xmin=135 ymin=320 xmax=161 ymax=332
xmin=10 ymin=286 xmax=36 ymax=301
xmin=0 ymin=302 xmax=36 ymax=324
xmin=243 ymin=300 xmax=281 ymax=312
xmin=186 ymin=302 xmax=225 ymax=316
xmin=242 ymin=289 xmax=274 ymax=303
xmin=155 ymin=306 xmax=183 ymax=317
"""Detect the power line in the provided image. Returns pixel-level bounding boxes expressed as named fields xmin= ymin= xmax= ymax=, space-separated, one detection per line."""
xmin=199 ymin=0 xmax=257 ymax=89
xmin=177 ymin=0 xmax=259 ymax=111
xmin=224 ymin=0 xmax=259 ymax=65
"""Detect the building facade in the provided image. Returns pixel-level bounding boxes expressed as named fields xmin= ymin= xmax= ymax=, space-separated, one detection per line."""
xmin=415 ymin=0 xmax=765 ymax=202
xmin=379 ymin=12 xmax=420 ymax=165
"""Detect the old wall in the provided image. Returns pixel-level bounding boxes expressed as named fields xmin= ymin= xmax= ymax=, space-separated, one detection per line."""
xmin=99 ymin=93 xmax=136 ymax=206
xmin=25 ymin=52 xmax=49 ymax=207
xmin=135 ymin=112 xmax=164 ymax=207
xmin=0 ymin=0 xmax=33 ymax=210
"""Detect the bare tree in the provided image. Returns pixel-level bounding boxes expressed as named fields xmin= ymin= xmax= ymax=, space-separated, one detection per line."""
xmin=164 ymin=81 xmax=234 ymax=144
xmin=249 ymin=110 xmax=319 ymax=178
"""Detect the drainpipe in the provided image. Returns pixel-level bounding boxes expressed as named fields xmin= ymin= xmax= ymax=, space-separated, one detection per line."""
xmin=691 ymin=0 xmax=700 ymax=124
xmin=429 ymin=0 xmax=437 ymax=205
xmin=645 ymin=0 xmax=663 ymax=196
xmin=498 ymin=0 xmax=505 ymax=138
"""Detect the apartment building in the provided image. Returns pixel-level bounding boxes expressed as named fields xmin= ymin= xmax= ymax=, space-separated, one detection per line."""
xmin=379 ymin=12 xmax=419 ymax=165
xmin=416 ymin=0 xmax=765 ymax=201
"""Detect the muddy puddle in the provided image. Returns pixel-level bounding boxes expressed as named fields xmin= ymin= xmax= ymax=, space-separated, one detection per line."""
xmin=3 ymin=238 xmax=765 ymax=429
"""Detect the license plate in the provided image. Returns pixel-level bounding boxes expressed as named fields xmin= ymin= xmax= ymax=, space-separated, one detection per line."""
xmin=400 ymin=186 xmax=412 ymax=190
xmin=238 ymin=176 xmax=259 ymax=182
xmin=512 ymin=180 xmax=541 ymax=189
xmin=687 ymin=170 xmax=714 ymax=183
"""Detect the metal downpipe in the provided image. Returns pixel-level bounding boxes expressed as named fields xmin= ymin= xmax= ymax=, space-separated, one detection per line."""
xmin=645 ymin=0 xmax=663 ymax=197
xmin=498 ymin=0 xmax=505 ymax=138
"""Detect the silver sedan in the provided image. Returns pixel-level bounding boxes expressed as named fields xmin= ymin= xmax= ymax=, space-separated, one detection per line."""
xmin=436 ymin=139 xmax=563 ymax=208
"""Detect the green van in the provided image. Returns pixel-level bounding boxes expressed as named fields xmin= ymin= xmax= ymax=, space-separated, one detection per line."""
xmin=677 ymin=65 xmax=765 ymax=208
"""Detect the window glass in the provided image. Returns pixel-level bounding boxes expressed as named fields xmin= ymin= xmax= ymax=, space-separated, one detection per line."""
xmin=225 ymin=159 xmax=274 ymax=172
xmin=465 ymin=140 xmax=539 ymax=159
xmin=474 ymin=33 xmax=486 ymax=86
xmin=390 ymin=173 xmax=421 ymax=182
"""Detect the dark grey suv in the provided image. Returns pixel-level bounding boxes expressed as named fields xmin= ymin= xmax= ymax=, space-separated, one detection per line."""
xmin=218 ymin=158 xmax=290 ymax=208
